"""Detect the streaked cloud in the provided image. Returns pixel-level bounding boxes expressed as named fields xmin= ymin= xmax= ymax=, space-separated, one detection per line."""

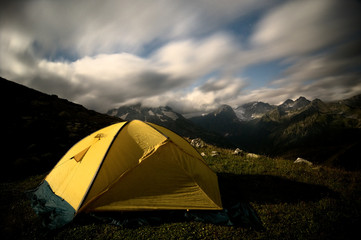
xmin=1 ymin=0 xmax=360 ymax=115
xmin=251 ymin=0 xmax=361 ymax=58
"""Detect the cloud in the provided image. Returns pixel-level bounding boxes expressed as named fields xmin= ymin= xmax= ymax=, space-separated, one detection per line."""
xmin=165 ymin=76 xmax=248 ymax=115
xmin=251 ymin=0 xmax=361 ymax=58
xmin=280 ymin=41 xmax=361 ymax=84
xmin=34 ymin=53 xmax=180 ymax=111
xmin=0 ymin=0 xmax=266 ymax=114
xmin=153 ymin=33 xmax=242 ymax=80
xmin=1 ymin=0 xmax=361 ymax=116
xmin=1 ymin=33 xmax=246 ymax=113
xmin=232 ymin=0 xmax=361 ymax=105
xmin=1 ymin=0 xmax=269 ymax=58
xmin=269 ymin=38 xmax=361 ymax=102
xmin=237 ymin=38 xmax=361 ymax=106
xmin=0 ymin=27 xmax=37 ymax=79
xmin=88 ymin=75 xmax=248 ymax=116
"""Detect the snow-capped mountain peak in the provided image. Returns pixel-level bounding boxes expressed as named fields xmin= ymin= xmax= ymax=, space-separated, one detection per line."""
xmin=234 ymin=101 xmax=275 ymax=121
xmin=107 ymin=105 xmax=180 ymax=122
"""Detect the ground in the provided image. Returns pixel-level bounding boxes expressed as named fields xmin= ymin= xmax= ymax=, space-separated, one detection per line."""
xmin=1 ymin=145 xmax=360 ymax=240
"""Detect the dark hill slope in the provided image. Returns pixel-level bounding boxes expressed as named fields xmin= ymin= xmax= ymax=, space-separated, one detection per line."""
xmin=0 ymin=77 xmax=121 ymax=180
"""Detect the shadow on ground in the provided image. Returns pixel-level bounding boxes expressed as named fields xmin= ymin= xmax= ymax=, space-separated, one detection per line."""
xmin=218 ymin=173 xmax=338 ymax=206
xmin=66 ymin=173 xmax=338 ymax=230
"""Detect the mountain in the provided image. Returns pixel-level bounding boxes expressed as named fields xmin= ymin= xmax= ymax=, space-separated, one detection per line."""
xmin=233 ymin=97 xmax=310 ymax=121
xmin=0 ymin=77 xmax=121 ymax=180
xmin=338 ymin=94 xmax=361 ymax=108
xmin=108 ymin=96 xmax=361 ymax=170
xmin=190 ymin=105 xmax=241 ymax=137
xmin=190 ymin=96 xmax=361 ymax=170
xmin=234 ymin=101 xmax=275 ymax=121
xmin=108 ymin=104 xmax=183 ymax=125
xmin=279 ymin=96 xmax=311 ymax=112
xmin=255 ymin=97 xmax=361 ymax=169
xmin=107 ymin=104 xmax=232 ymax=147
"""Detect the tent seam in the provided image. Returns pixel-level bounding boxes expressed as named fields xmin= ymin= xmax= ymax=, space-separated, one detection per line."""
xmin=76 ymin=121 xmax=129 ymax=212
xmin=78 ymin=138 xmax=169 ymax=212
xmin=144 ymin=122 xmax=210 ymax=166
xmin=166 ymin=141 xmax=222 ymax=209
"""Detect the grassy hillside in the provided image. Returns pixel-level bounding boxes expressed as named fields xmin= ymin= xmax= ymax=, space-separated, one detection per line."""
xmin=0 ymin=77 xmax=121 ymax=180
xmin=1 ymin=145 xmax=360 ymax=239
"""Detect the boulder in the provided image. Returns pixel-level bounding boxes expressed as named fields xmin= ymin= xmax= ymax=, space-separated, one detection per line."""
xmin=190 ymin=138 xmax=205 ymax=148
xmin=232 ymin=148 xmax=244 ymax=155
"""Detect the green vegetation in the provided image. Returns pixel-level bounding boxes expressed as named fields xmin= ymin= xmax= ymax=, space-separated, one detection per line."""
xmin=1 ymin=145 xmax=360 ymax=239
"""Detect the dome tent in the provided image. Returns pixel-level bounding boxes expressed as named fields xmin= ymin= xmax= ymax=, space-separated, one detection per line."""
xmin=30 ymin=120 xmax=222 ymax=229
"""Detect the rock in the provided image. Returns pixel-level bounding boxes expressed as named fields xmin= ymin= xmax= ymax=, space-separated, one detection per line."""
xmin=246 ymin=153 xmax=260 ymax=159
xmin=211 ymin=151 xmax=220 ymax=157
xmin=190 ymin=138 xmax=205 ymax=148
xmin=294 ymin=157 xmax=313 ymax=166
xmin=201 ymin=152 xmax=206 ymax=157
xmin=232 ymin=148 xmax=244 ymax=155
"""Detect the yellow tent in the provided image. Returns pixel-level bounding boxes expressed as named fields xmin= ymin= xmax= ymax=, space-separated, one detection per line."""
xmin=30 ymin=120 xmax=222 ymax=229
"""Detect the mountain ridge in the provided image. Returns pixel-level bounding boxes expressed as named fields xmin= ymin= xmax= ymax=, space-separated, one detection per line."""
xmin=107 ymin=104 xmax=232 ymax=147
xmin=108 ymin=94 xmax=361 ymax=170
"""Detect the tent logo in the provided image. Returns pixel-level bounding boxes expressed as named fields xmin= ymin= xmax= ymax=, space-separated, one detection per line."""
xmin=94 ymin=133 xmax=104 ymax=140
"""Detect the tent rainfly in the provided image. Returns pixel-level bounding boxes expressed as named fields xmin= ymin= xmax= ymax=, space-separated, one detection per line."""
xmin=30 ymin=120 xmax=222 ymax=229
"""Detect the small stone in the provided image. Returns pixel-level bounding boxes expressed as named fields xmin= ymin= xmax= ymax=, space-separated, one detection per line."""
xmin=232 ymin=148 xmax=244 ymax=155
xmin=294 ymin=157 xmax=313 ymax=166
xmin=246 ymin=153 xmax=260 ymax=158
xmin=211 ymin=151 xmax=219 ymax=157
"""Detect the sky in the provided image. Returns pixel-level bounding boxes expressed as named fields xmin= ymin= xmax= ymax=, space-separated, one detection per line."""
xmin=1 ymin=0 xmax=361 ymax=116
